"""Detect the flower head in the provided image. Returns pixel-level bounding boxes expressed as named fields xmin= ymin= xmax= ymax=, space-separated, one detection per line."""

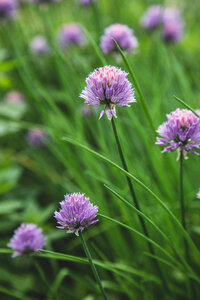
xmin=80 ymin=66 xmax=136 ymax=120
xmin=79 ymin=0 xmax=97 ymax=6
xmin=4 ymin=91 xmax=24 ymax=103
xmin=54 ymin=193 xmax=98 ymax=236
xmin=141 ymin=5 xmax=163 ymax=30
xmin=27 ymin=128 xmax=48 ymax=147
xmin=0 ymin=0 xmax=17 ymax=21
xmin=58 ymin=23 xmax=85 ymax=49
xmin=162 ymin=8 xmax=184 ymax=43
xmin=8 ymin=223 xmax=45 ymax=257
xmin=30 ymin=36 xmax=50 ymax=55
xmin=156 ymin=108 xmax=200 ymax=158
xmin=100 ymin=24 xmax=138 ymax=55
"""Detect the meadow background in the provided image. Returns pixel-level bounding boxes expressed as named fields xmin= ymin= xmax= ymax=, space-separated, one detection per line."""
xmin=0 ymin=0 xmax=200 ymax=299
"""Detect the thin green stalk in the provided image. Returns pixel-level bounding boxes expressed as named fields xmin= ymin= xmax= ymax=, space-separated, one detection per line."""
xmin=79 ymin=232 xmax=109 ymax=300
xmin=174 ymin=96 xmax=200 ymax=118
xmin=180 ymin=151 xmax=186 ymax=230
xmin=111 ymin=118 xmax=170 ymax=295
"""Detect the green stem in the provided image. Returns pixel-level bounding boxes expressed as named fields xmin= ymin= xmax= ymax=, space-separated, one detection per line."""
xmin=79 ymin=232 xmax=109 ymax=300
xmin=111 ymin=118 xmax=170 ymax=295
xmin=179 ymin=151 xmax=186 ymax=230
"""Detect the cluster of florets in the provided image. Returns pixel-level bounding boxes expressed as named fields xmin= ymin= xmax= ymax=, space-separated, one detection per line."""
xmin=141 ymin=5 xmax=184 ymax=43
xmin=27 ymin=128 xmax=48 ymax=147
xmin=0 ymin=0 xmax=17 ymax=21
xmin=58 ymin=23 xmax=85 ymax=50
xmin=156 ymin=108 xmax=200 ymax=158
xmin=29 ymin=36 xmax=50 ymax=55
xmin=80 ymin=66 xmax=136 ymax=120
xmin=8 ymin=224 xmax=45 ymax=257
xmin=100 ymin=24 xmax=138 ymax=55
xmin=79 ymin=0 xmax=97 ymax=6
xmin=54 ymin=193 xmax=98 ymax=236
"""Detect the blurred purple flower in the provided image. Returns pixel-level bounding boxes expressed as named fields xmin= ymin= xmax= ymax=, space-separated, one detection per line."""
xmin=162 ymin=8 xmax=184 ymax=43
xmin=80 ymin=66 xmax=135 ymax=120
xmin=100 ymin=24 xmax=138 ymax=55
xmin=0 ymin=0 xmax=17 ymax=21
xmin=81 ymin=104 xmax=93 ymax=117
xmin=8 ymin=223 xmax=45 ymax=257
xmin=197 ymin=190 xmax=200 ymax=199
xmin=29 ymin=35 xmax=50 ymax=55
xmin=29 ymin=0 xmax=60 ymax=3
xmin=79 ymin=0 xmax=97 ymax=6
xmin=54 ymin=193 xmax=98 ymax=236
xmin=27 ymin=128 xmax=48 ymax=147
xmin=156 ymin=108 xmax=200 ymax=159
xmin=58 ymin=23 xmax=85 ymax=49
xmin=141 ymin=5 xmax=163 ymax=30
xmin=4 ymin=91 xmax=24 ymax=103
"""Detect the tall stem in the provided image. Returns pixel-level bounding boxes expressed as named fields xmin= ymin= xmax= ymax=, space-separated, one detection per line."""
xmin=111 ymin=118 xmax=170 ymax=294
xmin=79 ymin=232 xmax=109 ymax=300
xmin=179 ymin=150 xmax=186 ymax=229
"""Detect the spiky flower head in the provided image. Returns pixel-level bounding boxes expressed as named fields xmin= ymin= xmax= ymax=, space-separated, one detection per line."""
xmin=162 ymin=8 xmax=184 ymax=43
xmin=0 ymin=0 xmax=17 ymax=21
xmin=54 ymin=193 xmax=98 ymax=236
xmin=8 ymin=223 xmax=45 ymax=257
xmin=141 ymin=5 xmax=163 ymax=30
xmin=100 ymin=24 xmax=138 ymax=55
xmin=79 ymin=0 xmax=97 ymax=6
xmin=80 ymin=66 xmax=135 ymax=120
xmin=58 ymin=23 xmax=85 ymax=49
xmin=156 ymin=108 xmax=200 ymax=159
xmin=4 ymin=91 xmax=24 ymax=103
xmin=30 ymin=36 xmax=50 ymax=55
xmin=27 ymin=128 xmax=48 ymax=147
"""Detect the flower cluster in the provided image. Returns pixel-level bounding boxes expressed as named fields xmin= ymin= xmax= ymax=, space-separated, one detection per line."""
xmin=27 ymin=128 xmax=48 ymax=147
xmin=80 ymin=66 xmax=135 ymax=120
xmin=4 ymin=91 xmax=24 ymax=103
xmin=30 ymin=36 xmax=50 ymax=55
xmin=141 ymin=6 xmax=184 ymax=43
xmin=8 ymin=224 xmax=45 ymax=257
xmin=0 ymin=0 xmax=17 ymax=21
xmin=58 ymin=23 xmax=85 ymax=49
xmin=156 ymin=108 xmax=200 ymax=158
xmin=100 ymin=24 xmax=138 ymax=55
xmin=79 ymin=0 xmax=97 ymax=6
xmin=54 ymin=193 xmax=98 ymax=236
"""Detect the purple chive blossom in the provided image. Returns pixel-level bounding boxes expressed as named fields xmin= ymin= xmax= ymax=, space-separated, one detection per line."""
xmin=29 ymin=36 xmax=50 ymax=55
xmin=8 ymin=223 xmax=45 ymax=257
xmin=27 ymin=128 xmax=48 ymax=147
xmin=100 ymin=24 xmax=138 ymax=55
xmin=162 ymin=8 xmax=184 ymax=43
xmin=54 ymin=193 xmax=98 ymax=236
xmin=58 ymin=23 xmax=85 ymax=50
xmin=141 ymin=5 xmax=163 ymax=30
xmin=156 ymin=108 xmax=200 ymax=159
xmin=0 ymin=0 xmax=17 ymax=21
xmin=4 ymin=91 xmax=24 ymax=103
xmin=80 ymin=66 xmax=136 ymax=120
xmin=79 ymin=0 xmax=97 ymax=6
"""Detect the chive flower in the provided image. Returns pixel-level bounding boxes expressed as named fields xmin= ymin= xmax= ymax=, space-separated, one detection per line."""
xmin=54 ymin=193 xmax=98 ymax=236
xmin=79 ymin=0 xmax=97 ymax=6
xmin=156 ymin=108 xmax=200 ymax=159
xmin=4 ymin=91 xmax=24 ymax=103
xmin=58 ymin=23 xmax=85 ymax=50
xmin=80 ymin=66 xmax=135 ymax=120
xmin=100 ymin=24 xmax=138 ymax=55
xmin=8 ymin=224 xmax=45 ymax=257
xmin=0 ymin=0 xmax=17 ymax=21
xmin=141 ymin=5 xmax=163 ymax=30
xmin=27 ymin=128 xmax=48 ymax=147
xmin=30 ymin=36 xmax=50 ymax=55
xmin=162 ymin=8 xmax=184 ymax=43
